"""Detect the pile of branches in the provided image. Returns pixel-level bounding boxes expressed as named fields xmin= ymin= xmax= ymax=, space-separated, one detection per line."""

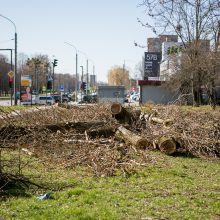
xmin=0 ymin=103 xmax=219 ymax=183
xmin=0 ymin=104 xmax=155 ymax=179
xmin=137 ymin=105 xmax=220 ymax=158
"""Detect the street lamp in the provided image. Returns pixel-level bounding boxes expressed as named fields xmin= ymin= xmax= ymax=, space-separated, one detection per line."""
xmin=64 ymin=42 xmax=78 ymax=102
xmin=80 ymin=65 xmax=83 ymax=101
xmin=0 ymin=14 xmax=17 ymax=105
xmin=78 ymin=50 xmax=89 ymax=95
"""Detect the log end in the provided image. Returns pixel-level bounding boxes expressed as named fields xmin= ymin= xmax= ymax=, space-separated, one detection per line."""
xmin=111 ymin=103 xmax=122 ymax=115
xmin=158 ymin=137 xmax=176 ymax=155
xmin=136 ymin=139 xmax=153 ymax=149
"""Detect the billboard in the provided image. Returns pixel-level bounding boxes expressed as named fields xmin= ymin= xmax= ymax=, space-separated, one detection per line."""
xmin=20 ymin=75 xmax=32 ymax=104
xmin=144 ymin=52 xmax=162 ymax=79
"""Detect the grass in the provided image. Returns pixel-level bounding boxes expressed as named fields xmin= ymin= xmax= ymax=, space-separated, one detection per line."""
xmin=0 ymin=105 xmax=33 ymax=112
xmin=0 ymin=150 xmax=219 ymax=220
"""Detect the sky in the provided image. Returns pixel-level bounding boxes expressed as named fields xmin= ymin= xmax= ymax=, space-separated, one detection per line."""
xmin=0 ymin=0 xmax=153 ymax=82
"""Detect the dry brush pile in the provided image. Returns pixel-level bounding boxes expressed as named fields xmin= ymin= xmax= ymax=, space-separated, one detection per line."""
xmin=137 ymin=105 xmax=220 ymax=158
xmin=0 ymin=103 xmax=219 ymax=191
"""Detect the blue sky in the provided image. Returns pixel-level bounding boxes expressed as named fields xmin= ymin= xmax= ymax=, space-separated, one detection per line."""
xmin=0 ymin=0 xmax=153 ymax=82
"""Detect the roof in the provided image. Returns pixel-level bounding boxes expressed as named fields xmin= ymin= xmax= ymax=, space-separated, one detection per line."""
xmin=138 ymin=80 xmax=161 ymax=86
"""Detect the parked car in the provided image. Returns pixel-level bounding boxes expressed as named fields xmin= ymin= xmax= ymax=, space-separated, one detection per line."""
xmin=52 ymin=95 xmax=61 ymax=103
xmin=35 ymin=96 xmax=55 ymax=105
xmin=79 ymin=94 xmax=98 ymax=103
xmin=62 ymin=94 xmax=71 ymax=102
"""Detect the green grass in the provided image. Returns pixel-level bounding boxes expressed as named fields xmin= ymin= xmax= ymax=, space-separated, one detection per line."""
xmin=0 ymin=105 xmax=33 ymax=112
xmin=0 ymin=151 xmax=219 ymax=220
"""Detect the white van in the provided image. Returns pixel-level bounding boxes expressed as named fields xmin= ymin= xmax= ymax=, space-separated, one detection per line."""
xmin=35 ymin=96 xmax=55 ymax=105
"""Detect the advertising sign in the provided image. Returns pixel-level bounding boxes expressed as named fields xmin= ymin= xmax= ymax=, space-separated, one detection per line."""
xmin=21 ymin=75 xmax=32 ymax=87
xmin=20 ymin=75 xmax=32 ymax=104
xmin=144 ymin=52 xmax=162 ymax=80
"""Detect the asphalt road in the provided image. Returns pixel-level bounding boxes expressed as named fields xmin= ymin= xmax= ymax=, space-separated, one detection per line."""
xmin=0 ymin=99 xmax=20 ymax=106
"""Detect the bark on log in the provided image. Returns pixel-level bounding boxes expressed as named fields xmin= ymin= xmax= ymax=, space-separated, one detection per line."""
xmin=150 ymin=117 xmax=173 ymax=126
xmin=39 ymin=121 xmax=107 ymax=132
xmin=158 ymin=136 xmax=176 ymax=155
xmin=0 ymin=121 xmax=107 ymax=139
xmin=116 ymin=126 xmax=152 ymax=149
xmin=110 ymin=103 xmax=136 ymax=124
xmin=86 ymin=126 xmax=115 ymax=138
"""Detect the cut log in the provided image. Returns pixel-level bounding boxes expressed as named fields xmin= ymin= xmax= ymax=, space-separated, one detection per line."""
xmin=86 ymin=126 xmax=115 ymax=138
xmin=116 ymin=126 xmax=152 ymax=149
xmin=0 ymin=121 xmax=107 ymax=139
xmin=158 ymin=136 xmax=176 ymax=155
xmin=110 ymin=102 xmax=132 ymax=124
xmin=111 ymin=102 xmax=122 ymax=115
xmin=39 ymin=121 xmax=107 ymax=132
xmin=151 ymin=117 xmax=164 ymax=124
xmin=150 ymin=117 xmax=173 ymax=126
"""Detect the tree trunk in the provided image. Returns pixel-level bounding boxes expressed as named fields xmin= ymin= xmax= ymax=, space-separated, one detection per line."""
xmin=116 ymin=126 xmax=152 ymax=149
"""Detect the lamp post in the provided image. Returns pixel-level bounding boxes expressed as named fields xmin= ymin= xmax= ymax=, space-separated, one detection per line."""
xmin=80 ymin=65 xmax=83 ymax=101
xmin=78 ymin=50 xmax=89 ymax=95
xmin=64 ymin=42 xmax=78 ymax=102
xmin=0 ymin=14 xmax=17 ymax=105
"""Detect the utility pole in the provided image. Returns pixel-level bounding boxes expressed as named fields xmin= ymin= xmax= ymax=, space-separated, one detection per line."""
xmin=76 ymin=53 xmax=78 ymax=102
xmin=86 ymin=59 xmax=88 ymax=95
xmin=14 ymin=32 xmax=17 ymax=105
xmin=52 ymin=59 xmax=58 ymax=95
xmin=0 ymin=14 xmax=18 ymax=105
xmin=80 ymin=65 xmax=83 ymax=102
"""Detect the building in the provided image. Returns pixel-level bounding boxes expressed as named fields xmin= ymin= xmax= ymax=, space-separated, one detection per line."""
xmin=160 ymin=39 xmax=210 ymax=81
xmin=138 ymin=80 xmax=178 ymax=104
xmin=97 ymin=85 xmax=125 ymax=103
xmin=90 ymin=74 xmax=96 ymax=87
xmin=147 ymin=35 xmax=178 ymax=53
xmin=139 ymin=35 xmax=180 ymax=104
xmin=160 ymin=41 xmax=183 ymax=81
xmin=144 ymin=35 xmax=178 ymax=80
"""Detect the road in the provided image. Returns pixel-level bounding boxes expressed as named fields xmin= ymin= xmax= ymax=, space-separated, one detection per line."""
xmin=0 ymin=99 xmax=20 ymax=106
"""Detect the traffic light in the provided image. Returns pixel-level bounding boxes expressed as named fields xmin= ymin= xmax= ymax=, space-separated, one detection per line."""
xmin=47 ymin=80 xmax=52 ymax=90
xmin=53 ymin=59 xmax=58 ymax=67
xmin=8 ymin=78 xmax=13 ymax=89
xmin=82 ymin=82 xmax=87 ymax=91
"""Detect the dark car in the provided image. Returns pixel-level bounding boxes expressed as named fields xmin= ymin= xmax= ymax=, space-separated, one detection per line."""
xmin=62 ymin=94 xmax=71 ymax=102
xmin=80 ymin=94 xmax=97 ymax=103
xmin=53 ymin=95 xmax=61 ymax=103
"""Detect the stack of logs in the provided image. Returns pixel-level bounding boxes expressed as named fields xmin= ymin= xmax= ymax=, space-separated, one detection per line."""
xmin=111 ymin=102 xmax=177 ymax=155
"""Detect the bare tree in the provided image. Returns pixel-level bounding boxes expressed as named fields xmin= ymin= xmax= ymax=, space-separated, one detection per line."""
xmin=139 ymin=0 xmax=220 ymax=105
xmin=0 ymin=54 xmax=11 ymax=95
